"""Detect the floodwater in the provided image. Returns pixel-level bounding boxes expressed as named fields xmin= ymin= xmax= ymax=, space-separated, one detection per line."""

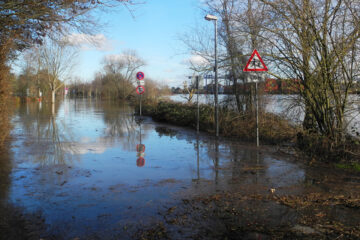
xmin=0 ymin=99 xmax=359 ymax=239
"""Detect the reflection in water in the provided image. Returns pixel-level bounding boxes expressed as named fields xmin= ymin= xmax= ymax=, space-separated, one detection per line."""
xmin=15 ymin=100 xmax=153 ymax=167
xmin=214 ymin=139 xmax=219 ymax=184
xmin=100 ymin=102 xmax=149 ymax=152
xmin=16 ymin=101 xmax=77 ymax=166
xmin=136 ymin=118 xmax=145 ymax=167
xmin=0 ymin=146 xmax=12 ymax=202
xmin=196 ymin=136 xmax=200 ymax=181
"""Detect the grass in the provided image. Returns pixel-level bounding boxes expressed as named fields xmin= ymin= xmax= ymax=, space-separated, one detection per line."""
xmin=335 ymin=163 xmax=360 ymax=172
xmin=137 ymin=100 xmax=298 ymax=145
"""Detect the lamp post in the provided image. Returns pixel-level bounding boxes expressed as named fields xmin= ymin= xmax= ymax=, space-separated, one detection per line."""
xmin=205 ymin=14 xmax=219 ymax=137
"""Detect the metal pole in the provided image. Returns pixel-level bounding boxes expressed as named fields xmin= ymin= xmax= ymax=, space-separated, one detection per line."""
xmin=214 ymin=19 xmax=219 ymax=137
xmin=256 ymin=81 xmax=259 ymax=147
xmin=197 ymin=76 xmax=200 ymax=133
xmin=140 ymin=94 xmax=142 ymax=117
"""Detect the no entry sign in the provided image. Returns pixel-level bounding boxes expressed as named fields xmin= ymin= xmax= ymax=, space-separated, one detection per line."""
xmin=136 ymin=86 xmax=145 ymax=95
xmin=136 ymin=72 xmax=145 ymax=80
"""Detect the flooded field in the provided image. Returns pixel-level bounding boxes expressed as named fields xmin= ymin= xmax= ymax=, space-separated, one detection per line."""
xmin=1 ymin=99 xmax=359 ymax=239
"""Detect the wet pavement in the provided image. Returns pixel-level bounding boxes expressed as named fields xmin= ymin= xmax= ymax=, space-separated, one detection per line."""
xmin=0 ymin=99 xmax=359 ymax=239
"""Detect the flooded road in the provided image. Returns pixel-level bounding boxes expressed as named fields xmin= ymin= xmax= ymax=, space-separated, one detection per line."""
xmin=1 ymin=99 xmax=359 ymax=239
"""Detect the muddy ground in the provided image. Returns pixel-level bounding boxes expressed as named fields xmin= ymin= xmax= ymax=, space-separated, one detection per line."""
xmin=2 ymin=154 xmax=359 ymax=240
xmin=130 ymin=159 xmax=360 ymax=240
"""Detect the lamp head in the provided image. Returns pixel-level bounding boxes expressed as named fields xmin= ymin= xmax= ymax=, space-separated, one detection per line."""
xmin=205 ymin=14 xmax=218 ymax=21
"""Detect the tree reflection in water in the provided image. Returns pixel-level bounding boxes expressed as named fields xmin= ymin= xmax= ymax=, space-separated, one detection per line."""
xmin=0 ymin=145 xmax=12 ymax=201
xmin=17 ymin=101 xmax=77 ymax=166
xmin=15 ymin=100 xmax=153 ymax=167
xmin=100 ymin=101 xmax=149 ymax=152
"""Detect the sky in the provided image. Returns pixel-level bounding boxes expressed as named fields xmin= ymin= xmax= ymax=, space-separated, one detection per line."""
xmin=68 ymin=0 xmax=209 ymax=87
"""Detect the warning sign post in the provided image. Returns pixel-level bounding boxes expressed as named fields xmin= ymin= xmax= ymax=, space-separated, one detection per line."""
xmin=243 ymin=49 xmax=268 ymax=147
xmin=243 ymin=49 xmax=268 ymax=72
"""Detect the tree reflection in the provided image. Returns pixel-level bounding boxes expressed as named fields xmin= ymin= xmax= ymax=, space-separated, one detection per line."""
xmin=0 ymin=145 xmax=12 ymax=201
xmin=17 ymin=101 xmax=77 ymax=166
xmin=100 ymin=102 xmax=148 ymax=151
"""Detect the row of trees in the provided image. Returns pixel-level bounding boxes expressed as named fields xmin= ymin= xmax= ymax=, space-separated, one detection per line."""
xmin=185 ymin=0 xmax=360 ymax=148
xmin=12 ymin=46 xmax=171 ymax=102
xmin=0 ymin=0 xmax=138 ymax=147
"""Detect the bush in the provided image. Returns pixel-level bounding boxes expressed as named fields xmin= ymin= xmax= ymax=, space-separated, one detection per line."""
xmin=297 ymin=131 xmax=360 ymax=162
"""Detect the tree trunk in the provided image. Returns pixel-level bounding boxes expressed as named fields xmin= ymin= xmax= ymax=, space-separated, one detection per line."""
xmin=51 ymin=90 xmax=55 ymax=103
xmin=303 ymin=103 xmax=316 ymax=132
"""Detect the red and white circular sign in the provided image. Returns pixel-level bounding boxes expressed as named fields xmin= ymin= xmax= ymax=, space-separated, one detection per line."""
xmin=136 ymin=86 xmax=145 ymax=95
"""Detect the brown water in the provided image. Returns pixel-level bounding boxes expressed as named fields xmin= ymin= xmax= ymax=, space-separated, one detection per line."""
xmin=0 ymin=99 xmax=359 ymax=239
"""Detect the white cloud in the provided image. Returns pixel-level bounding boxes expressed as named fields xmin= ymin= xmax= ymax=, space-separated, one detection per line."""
xmin=183 ymin=55 xmax=210 ymax=67
xmin=65 ymin=33 xmax=113 ymax=51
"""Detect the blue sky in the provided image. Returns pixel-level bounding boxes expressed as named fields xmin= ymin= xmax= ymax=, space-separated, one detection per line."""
xmin=72 ymin=0 xmax=208 ymax=87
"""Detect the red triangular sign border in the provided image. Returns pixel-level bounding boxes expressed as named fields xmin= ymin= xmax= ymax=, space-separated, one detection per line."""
xmin=243 ymin=49 xmax=268 ymax=72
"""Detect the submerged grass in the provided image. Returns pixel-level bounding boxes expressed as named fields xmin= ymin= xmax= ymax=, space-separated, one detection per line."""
xmin=335 ymin=163 xmax=360 ymax=172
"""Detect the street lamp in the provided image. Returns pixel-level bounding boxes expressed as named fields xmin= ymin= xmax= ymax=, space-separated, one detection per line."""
xmin=205 ymin=14 xmax=219 ymax=137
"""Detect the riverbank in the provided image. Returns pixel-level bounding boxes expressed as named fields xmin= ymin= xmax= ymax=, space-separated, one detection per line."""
xmin=137 ymin=100 xmax=298 ymax=145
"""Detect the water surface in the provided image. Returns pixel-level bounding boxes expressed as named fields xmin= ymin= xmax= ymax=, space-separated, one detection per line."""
xmin=1 ymin=99 xmax=358 ymax=238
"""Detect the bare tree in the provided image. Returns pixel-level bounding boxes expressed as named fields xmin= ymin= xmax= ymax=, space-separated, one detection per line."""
xmin=102 ymin=50 xmax=146 ymax=99
xmin=259 ymin=0 xmax=360 ymax=145
xmin=39 ymin=38 xmax=78 ymax=103
xmin=183 ymin=0 xmax=269 ymax=114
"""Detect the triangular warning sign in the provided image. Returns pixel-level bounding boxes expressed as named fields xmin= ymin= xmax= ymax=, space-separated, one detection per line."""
xmin=243 ymin=49 xmax=268 ymax=72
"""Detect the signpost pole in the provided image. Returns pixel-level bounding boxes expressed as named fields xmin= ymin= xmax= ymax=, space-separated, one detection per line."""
xmin=196 ymin=76 xmax=200 ymax=134
xmin=255 ymin=81 xmax=259 ymax=147
xmin=140 ymin=94 xmax=142 ymax=117
xmin=136 ymin=72 xmax=145 ymax=118
xmin=243 ymin=49 xmax=268 ymax=147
